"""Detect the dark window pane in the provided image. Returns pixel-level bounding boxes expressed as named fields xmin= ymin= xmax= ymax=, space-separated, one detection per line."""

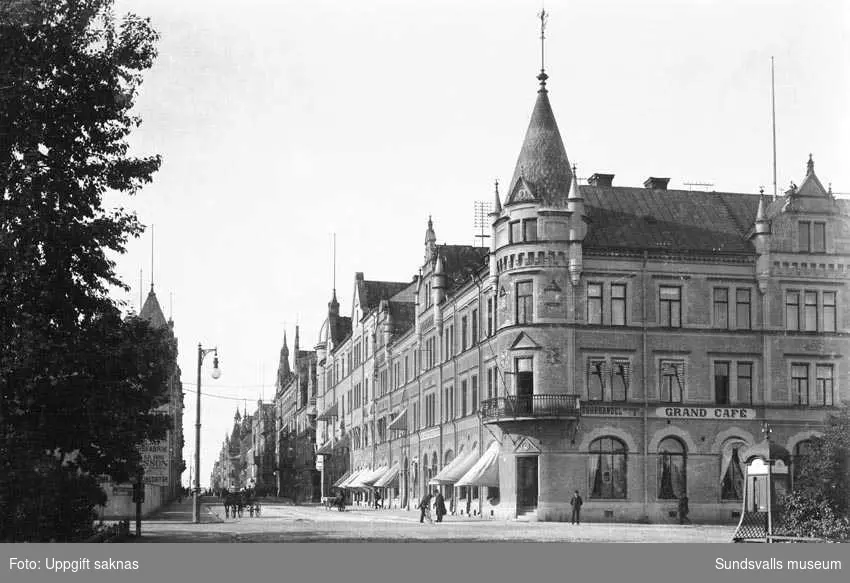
xmin=813 ymin=222 xmax=826 ymax=253
xmin=611 ymin=284 xmax=626 ymax=325
xmin=823 ymin=292 xmax=836 ymax=333
xmin=804 ymin=291 xmax=817 ymax=331
xmin=587 ymin=283 xmax=603 ymax=325
xmin=737 ymin=363 xmax=753 ymax=404
xmin=736 ymin=288 xmax=751 ymax=329
xmin=510 ymin=221 xmax=521 ymax=243
xmin=523 ymin=219 xmax=538 ymax=242
xmin=799 ymin=221 xmax=811 ymax=252
xmin=714 ymin=288 xmax=728 ymax=328
xmin=714 ymin=362 xmax=730 ymax=404
xmin=786 ymin=292 xmax=800 ymax=331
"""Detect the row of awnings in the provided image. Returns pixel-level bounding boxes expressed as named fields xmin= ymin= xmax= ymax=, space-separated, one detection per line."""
xmin=330 ymin=442 xmax=501 ymax=491
xmin=430 ymin=442 xmax=500 ymax=488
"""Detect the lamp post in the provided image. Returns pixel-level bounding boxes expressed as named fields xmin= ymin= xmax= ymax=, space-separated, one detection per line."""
xmin=194 ymin=344 xmax=220 ymax=524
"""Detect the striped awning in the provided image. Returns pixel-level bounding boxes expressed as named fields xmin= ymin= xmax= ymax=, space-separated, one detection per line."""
xmin=349 ymin=466 xmax=388 ymax=489
xmin=429 ymin=451 xmax=479 ymax=485
xmin=331 ymin=470 xmax=352 ymax=489
xmin=456 ymin=442 xmax=500 ymax=487
xmin=317 ymin=401 xmax=339 ymax=420
xmin=373 ymin=463 xmax=400 ymax=488
xmin=387 ymin=409 xmax=407 ymax=431
xmin=339 ymin=469 xmax=365 ymax=489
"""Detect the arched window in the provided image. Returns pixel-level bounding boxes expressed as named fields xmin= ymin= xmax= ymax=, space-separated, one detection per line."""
xmin=444 ymin=449 xmax=454 ymax=466
xmin=431 ymin=452 xmax=438 ymax=488
xmin=588 ymin=437 xmax=627 ymax=499
xmin=793 ymin=440 xmax=814 ymax=484
xmin=720 ymin=439 xmax=746 ymax=500
xmin=658 ymin=437 xmax=686 ymax=499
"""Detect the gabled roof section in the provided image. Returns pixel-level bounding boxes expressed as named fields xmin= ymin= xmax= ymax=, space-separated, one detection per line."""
xmin=509 ymin=331 xmax=541 ymax=351
xmin=581 ymin=186 xmax=760 ymax=254
xmin=795 ymin=154 xmax=828 ymax=197
xmin=505 ymin=84 xmax=573 ymax=208
xmin=436 ymin=245 xmax=489 ymax=292
xmin=360 ymin=279 xmax=410 ymax=312
xmin=139 ymin=287 xmax=168 ymax=329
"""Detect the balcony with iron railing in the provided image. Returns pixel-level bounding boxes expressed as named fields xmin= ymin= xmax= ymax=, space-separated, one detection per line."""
xmin=480 ymin=394 xmax=581 ymax=423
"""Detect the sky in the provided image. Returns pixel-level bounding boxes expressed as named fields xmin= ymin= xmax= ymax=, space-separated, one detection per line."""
xmin=111 ymin=0 xmax=849 ymax=487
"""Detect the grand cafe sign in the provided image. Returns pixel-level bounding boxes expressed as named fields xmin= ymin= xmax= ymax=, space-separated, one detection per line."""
xmin=656 ymin=406 xmax=757 ymax=419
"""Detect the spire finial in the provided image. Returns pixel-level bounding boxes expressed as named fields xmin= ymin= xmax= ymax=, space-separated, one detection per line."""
xmin=807 ymin=153 xmax=814 ymax=176
xmin=537 ymin=7 xmax=549 ymax=91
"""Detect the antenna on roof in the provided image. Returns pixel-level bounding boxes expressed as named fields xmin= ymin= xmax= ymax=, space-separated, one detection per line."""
xmin=332 ymin=232 xmax=337 ymax=293
xmin=473 ymin=200 xmax=494 ymax=247
xmin=771 ymin=56 xmax=778 ymax=201
xmin=683 ymin=181 xmax=715 ymax=192
xmin=150 ymin=223 xmax=154 ymax=290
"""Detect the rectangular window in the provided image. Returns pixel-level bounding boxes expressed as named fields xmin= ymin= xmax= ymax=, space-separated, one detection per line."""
xmin=823 ymin=291 xmax=836 ymax=333
xmin=487 ymin=367 xmax=495 ymax=400
xmin=523 ymin=219 xmax=538 ymax=242
xmin=714 ymin=362 xmax=730 ymax=405
xmin=736 ymin=288 xmax=751 ymax=330
xmin=804 ymin=291 xmax=818 ymax=331
xmin=659 ymin=286 xmax=681 ymax=328
xmin=813 ymin=222 xmax=826 ymax=253
xmin=471 ymin=309 xmax=479 ymax=345
xmin=713 ymin=288 xmax=728 ymax=328
xmin=785 ymin=291 xmax=800 ymax=331
xmin=471 ymin=375 xmax=479 ymax=413
xmin=510 ymin=221 xmax=521 ymax=243
xmin=791 ymin=364 xmax=809 ymax=405
xmin=611 ymin=284 xmax=626 ymax=326
xmin=660 ymin=360 xmax=685 ymax=403
xmin=588 ymin=359 xmax=606 ymax=401
xmin=799 ymin=221 xmax=811 ymax=252
xmin=815 ymin=365 xmax=834 ymax=407
xmin=461 ymin=316 xmax=468 ymax=351
xmin=516 ymin=281 xmax=533 ymax=324
xmin=611 ymin=360 xmax=629 ymax=401
xmin=487 ymin=298 xmax=494 ymax=337
xmin=587 ymin=283 xmax=603 ymax=325
xmin=737 ymin=363 xmax=753 ymax=405
xmin=461 ymin=380 xmax=468 ymax=417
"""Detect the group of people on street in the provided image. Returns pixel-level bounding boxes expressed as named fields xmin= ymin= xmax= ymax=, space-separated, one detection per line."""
xmin=221 ymin=488 xmax=260 ymax=519
xmin=418 ymin=490 xmax=448 ymax=524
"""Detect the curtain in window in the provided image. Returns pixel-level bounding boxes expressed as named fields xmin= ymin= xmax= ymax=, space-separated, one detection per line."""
xmin=589 ymin=454 xmax=602 ymax=497
xmin=720 ymin=443 xmax=745 ymax=500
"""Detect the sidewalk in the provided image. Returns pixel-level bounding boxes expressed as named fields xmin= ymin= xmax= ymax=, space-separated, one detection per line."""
xmin=146 ymin=496 xmax=223 ymax=524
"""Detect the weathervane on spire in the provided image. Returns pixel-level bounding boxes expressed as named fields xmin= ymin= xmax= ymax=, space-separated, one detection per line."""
xmin=537 ymin=6 xmax=549 ymax=90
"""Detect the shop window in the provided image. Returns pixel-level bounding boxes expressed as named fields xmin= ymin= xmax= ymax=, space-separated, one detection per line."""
xmin=657 ymin=437 xmax=686 ymax=499
xmin=720 ymin=440 xmax=746 ymax=500
xmin=589 ymin=437 xmax=627 ymax=499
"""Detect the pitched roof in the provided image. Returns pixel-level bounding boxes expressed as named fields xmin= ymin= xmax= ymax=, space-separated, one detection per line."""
xmin=437 ymin=245 xmax=489 ymax=290
xmin=506 ymin=85 xmax=573 ymax=208
xmin=139 ymin=287 xmax=168 ymax=329
xmin=361 ymin=280 xmax=410 ymax=311
xmin=581 ymin=186 xmax=760 ymax=254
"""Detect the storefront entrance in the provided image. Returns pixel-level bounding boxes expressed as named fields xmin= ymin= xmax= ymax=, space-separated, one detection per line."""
xmin=516 ymin=456 xmax=538 ymax=514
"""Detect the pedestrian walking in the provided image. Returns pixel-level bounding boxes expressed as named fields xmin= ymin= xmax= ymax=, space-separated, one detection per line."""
xmin=434 ymin=490 xmax=447 ymax=523
xmin=678 ymin=493 xmax=690 ymax=525
xmin=374 ymin=490 xmax=382 ymax=509
xmin=569 ymin=490 xmax=583 ymax=524
xmin=419 ymin=492 xmax=433 ymax=524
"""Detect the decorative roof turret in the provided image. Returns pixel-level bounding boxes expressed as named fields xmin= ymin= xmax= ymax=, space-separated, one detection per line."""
xmin=794 ymin=153 xmax=829 ymax=197
xmin=139 ymin=285 xmax=168 ymax=329
xmin=424 ymin=215 xmax=437 ymax=264
xmin=504 ymin=12 xmax=572 ymax=208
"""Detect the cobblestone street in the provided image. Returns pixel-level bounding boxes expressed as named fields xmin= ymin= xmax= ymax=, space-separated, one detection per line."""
xmin=135 ymin=498 xmax=736 ymax=543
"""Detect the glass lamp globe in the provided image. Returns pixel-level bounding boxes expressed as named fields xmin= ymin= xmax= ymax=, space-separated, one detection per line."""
xmin=211 ymin=356 xmax=221 ymax=380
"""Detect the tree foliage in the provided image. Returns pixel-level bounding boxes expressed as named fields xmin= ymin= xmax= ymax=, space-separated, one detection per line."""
xmin=783 ymin=407 xmax=850 ymax=541
xmin=0 ymin=0 xmax=168 ymax=541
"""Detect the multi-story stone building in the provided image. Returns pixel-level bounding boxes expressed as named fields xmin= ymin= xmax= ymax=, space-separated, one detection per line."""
xmin=273 ymin=327 xmax=321 ymax=502
xmin=313 ymin=54 xmax=849 ymax=523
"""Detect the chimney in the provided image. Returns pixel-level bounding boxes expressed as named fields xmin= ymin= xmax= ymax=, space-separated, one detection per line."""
xmin=588 ymin=173 xmax=614 ymax=187
xmin=643 ymin=177 xmax=670 ymax=190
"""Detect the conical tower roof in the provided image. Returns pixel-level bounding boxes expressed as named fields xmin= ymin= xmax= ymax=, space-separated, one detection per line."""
xmin=505 ymin=78 xmax=573 ymax=208
xmin=139 ymin=286 xmax=168 ymax=329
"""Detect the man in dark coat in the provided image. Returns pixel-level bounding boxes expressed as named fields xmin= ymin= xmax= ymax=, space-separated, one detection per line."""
xmin=678 ymin=494 xmax=690 ymax=524
xmin=570 ymin=490 xmax=583 ymax=524
xmin=434 ymin=491 xmax=447 ymax=523
xmin=419 ymin=492 xmax=433 ymax=523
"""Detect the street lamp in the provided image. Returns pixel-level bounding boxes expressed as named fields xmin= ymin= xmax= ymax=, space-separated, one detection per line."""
xmin=194 ymin=344 xmax=220 ymax=524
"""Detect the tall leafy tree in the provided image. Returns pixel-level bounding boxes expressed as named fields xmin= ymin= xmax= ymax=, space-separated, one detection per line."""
xmin=0 ymin=0 xmax=169 ymax=541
